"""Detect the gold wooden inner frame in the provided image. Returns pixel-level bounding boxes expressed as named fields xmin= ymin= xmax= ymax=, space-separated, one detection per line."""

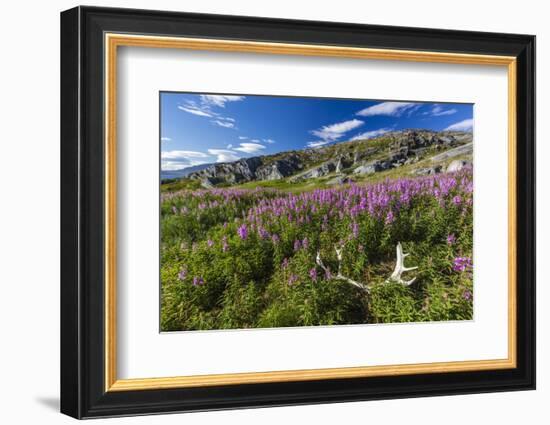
xmin=104 ymin=33 xmax=518 ymax=392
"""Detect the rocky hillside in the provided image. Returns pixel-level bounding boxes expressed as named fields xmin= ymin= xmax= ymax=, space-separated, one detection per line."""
xmin=186 ymin=129 xmax=472 ymax=188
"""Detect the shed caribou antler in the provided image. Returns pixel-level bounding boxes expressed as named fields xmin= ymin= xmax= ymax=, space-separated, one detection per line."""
xmin=315 ymin=242 xmax=417 ymax=292
xmin=386 ymin=242 xmax=418 ymax=286
xmin=316 ymin=246 xmax=369 ymax=292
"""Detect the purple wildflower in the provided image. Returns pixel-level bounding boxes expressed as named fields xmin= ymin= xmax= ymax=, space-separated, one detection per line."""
xmin=271 ymin=234 xmax=280 ymax=244
xmin=192 ymin=276 xmax=205 ymax=286
xmin=453 ymin=256 xmax=473 ymax=272
xmin=293 ymin=239 xmax=302 ymax=252
xmin=452 ymin=195 xmax=462 ymax=206
xmin=462 ymin=289 xmax=473 ymax=301
xmin=258 ymin=227 xmax=269 ymax=239
xmin=309 ymin=268 xmax=317 ymax=282
xmin=237 ymin=224 xmax=248 ymax=240
xmin=302 ymin=237 xmax=309 ymax=250
xmin=288 ymin=274 xmax=299 ymax=286
xmin=177 ymin=267 xmax=187 ymax=281
xmin=207 ymin=239 xmax=214 ymax=248
xmin=385 ymin=210 xmax=395 ymax=225
xmin=281 ymin=258 xmax=289 ymax=269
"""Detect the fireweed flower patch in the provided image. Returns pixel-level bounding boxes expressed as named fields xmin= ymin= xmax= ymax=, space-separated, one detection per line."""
xmin=160 ymin=168 xmax=473 ymax=330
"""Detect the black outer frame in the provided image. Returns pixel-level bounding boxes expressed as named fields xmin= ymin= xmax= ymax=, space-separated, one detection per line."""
xmin=60 ymin=5 xmax=536 ymax=419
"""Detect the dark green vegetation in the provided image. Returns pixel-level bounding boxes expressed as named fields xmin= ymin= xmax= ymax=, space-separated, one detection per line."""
xmin=160 ymin=131 xmax=474 ymax=331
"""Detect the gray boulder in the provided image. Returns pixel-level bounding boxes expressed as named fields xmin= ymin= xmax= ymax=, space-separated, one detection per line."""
xmin=412 ymin=165 xmax=442 ymax=176
xmin=326 ymin=176 xmax=351 ymax=185
xmin=446 ymin=159 xmax=472 ymax=172
xmin=290 ymin=161 xmax=336 ymax=182
xmin=353 ymin=162 xmax=378 ymax=175
xmin=353 ymin=165 xmax=376 ymax=175
xmin=353 ymin=158 xmax=395 ymax=175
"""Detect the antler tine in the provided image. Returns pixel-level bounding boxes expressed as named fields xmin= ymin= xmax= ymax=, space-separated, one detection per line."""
xmin=316 ymin=246 xmax=369 ymax=293
xmin=404 ymin=277 xmax=416 ymax=286
xmin=315 ymin=251 xmax=323 ymax=267
xmin=387 ymin=242 xmax=418 ymax=286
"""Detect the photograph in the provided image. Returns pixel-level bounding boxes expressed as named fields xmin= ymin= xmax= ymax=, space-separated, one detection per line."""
xmin=57 ymin=5 xmax=536 ymax=419
xmin=160 ymin=93 xmax=474 ymax=331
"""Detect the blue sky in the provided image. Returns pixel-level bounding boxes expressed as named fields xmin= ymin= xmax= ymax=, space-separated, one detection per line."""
xmin=160 ymin=92 xmax=473 ymax=171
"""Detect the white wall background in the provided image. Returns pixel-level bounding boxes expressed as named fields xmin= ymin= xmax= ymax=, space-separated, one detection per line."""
xmin=0 ymin=0 xmax=545 ymax=423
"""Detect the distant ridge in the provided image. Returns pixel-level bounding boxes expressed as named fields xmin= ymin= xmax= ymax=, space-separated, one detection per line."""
xmin=161 ymin=162 xmax=213 ymax=181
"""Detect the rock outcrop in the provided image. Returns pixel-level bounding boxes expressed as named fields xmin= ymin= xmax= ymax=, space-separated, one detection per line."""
xmin=189 ymin=157 xmax=263 ymax=185
xmin=184 ymin=130 xmax=473 ymax=187
xmin=290 ymin=160 xmax=337 ymax=182
xmin=255 ymin=155 xmax=303 ymax=181
xmin=430 ymin=142 xmax=473 ymax=162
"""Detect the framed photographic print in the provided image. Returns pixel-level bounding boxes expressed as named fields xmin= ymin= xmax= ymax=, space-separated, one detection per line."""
xmin=60 ymin=6 xmax=536 ymax=419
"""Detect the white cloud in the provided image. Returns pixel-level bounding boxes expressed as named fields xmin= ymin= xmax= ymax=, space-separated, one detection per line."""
xmin=350 ymin=128 xmax=392 ymax=141
xmin=207 ymin=149 xmax=240 ymax=163
xmin=357 ymin=102 xmax=418 ymax=117
xmin=310 ymin=119 xmax=364 ymax=141
xmin=211 ymin=120 xmax=235 ymax=128
xmin=307 ymin=140 xmax=331 ymax=148
xmin=406 ymin=104 xmax=423 ymax=117
xmin=161 ymin=150 xmax=211 ymax=170
xmin=161 ymin=137 xmax=171 ymax=142
xmin=161 ymin=162 xmax=187 ymax=171
xmin=178 ymin=96 xmax=241 ymax=128
xmin=430 ymin=104 xmax=457 ymax=116
xmin=161 ymin=150 xmax=209 ymax=160
xmin=264 ymin=139 xmax=276 ymax=144
xmin=227 ymin=144 xmax=233 ymax=149
xmin=177 ymin=105 xmax=213 ymax=117
xmin=239 ymin=136 xmax=248 ymax=140
xmin=445 ymin=118 xmax=473 ymax=131
xmin=200 ymin=95 xmax=245 ymax=107
xmin=233 ymin=143 xmax=266 ymax=154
